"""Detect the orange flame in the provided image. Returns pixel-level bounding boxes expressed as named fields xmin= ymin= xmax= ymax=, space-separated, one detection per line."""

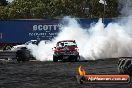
xmin=78 ymin=66 xmax=86 ymax=76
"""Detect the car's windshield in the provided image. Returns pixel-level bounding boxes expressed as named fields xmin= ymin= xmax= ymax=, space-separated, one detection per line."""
xmin=57 ymin=41 xmax=77 ymax=47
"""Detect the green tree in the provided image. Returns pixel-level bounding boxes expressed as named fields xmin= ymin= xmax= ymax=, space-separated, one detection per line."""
xmin=0 ymin=0 xmax=8 ymax=19
xmin=0 ymin=6 xmax=9 ymax=19
xmin=0 ymin=0 xmax=120 ymax=19
xmin=0 ymin=0 xmax=8 ymax=6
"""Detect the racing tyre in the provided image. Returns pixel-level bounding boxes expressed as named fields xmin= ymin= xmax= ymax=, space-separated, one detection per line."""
xmin=118 ymin=59 xmax=132 ymax=75
xmin=118 ymin=59 xmax=126 ymax=74
xmin=74 ymin=55 xmax=80 ymax=62
xmin=123 ymin=59 xmax=132 ymax=75
xmin=16 ymin=48 xmax=30 ymax=62
xmin=53 ymin=55 xmax=58 ymax=62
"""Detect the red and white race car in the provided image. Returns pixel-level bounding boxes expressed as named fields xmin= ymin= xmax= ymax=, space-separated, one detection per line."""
xmin=53 ymin=40 xmax=80 ymax=62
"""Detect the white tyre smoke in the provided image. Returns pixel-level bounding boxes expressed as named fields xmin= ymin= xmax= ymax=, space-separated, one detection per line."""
xmin=27 ymin=17 xmax=132 ymax=61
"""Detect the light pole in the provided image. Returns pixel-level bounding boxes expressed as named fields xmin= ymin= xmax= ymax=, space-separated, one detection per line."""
xmin=82 ymin=1 xmax=89 ymax=17
xmin=103 ymin=0 xmax=105 ymax=23
xmin=84 ymin=7 xmax=89 ymax=17
xmin=126 ymin=0 xmax=128 ymax=10
xmin=99 ymin=0 xmax=107 ymax=23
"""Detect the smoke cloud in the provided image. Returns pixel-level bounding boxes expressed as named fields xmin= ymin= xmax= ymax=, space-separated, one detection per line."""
xmin=27 ymin=0 xmax=132 ymax=61
xmin=118 ymin=0 xmax=132 ymax=16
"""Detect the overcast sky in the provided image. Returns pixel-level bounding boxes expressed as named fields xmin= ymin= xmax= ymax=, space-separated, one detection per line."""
xmin=7 ymin=0 xmax=14 ymax=2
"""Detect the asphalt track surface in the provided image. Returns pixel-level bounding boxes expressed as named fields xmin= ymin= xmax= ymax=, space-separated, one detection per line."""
xmin=0 ymin=59 xmax=132 ymax=88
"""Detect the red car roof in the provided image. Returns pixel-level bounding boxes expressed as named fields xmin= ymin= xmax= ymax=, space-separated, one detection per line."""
xmin=57 ymin=40 xmax=75 ymax=43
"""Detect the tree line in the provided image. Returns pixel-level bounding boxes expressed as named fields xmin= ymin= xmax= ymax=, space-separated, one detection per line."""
xmin=0 ymin=0 xmax=120 ymax=19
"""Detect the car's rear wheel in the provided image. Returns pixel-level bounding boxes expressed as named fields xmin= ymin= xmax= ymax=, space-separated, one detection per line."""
xmin=74 ymin=55 xmax=80 ymax=62
xmin=53 ymin=55 xmax=58 ymax=62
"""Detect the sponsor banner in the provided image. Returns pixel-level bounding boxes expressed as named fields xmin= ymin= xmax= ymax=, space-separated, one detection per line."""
xmin=0 ymin=33 xmax=2 ymax=39
xmin=0 ymin=20 xmax=61 ymax=43
xmin=29 ymin=23 xmax=63 ymax=40
xmin=0 ymin=19 xmax=114 ymax=43
xmin=84 ymin=75 xmax=130 ymax=83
